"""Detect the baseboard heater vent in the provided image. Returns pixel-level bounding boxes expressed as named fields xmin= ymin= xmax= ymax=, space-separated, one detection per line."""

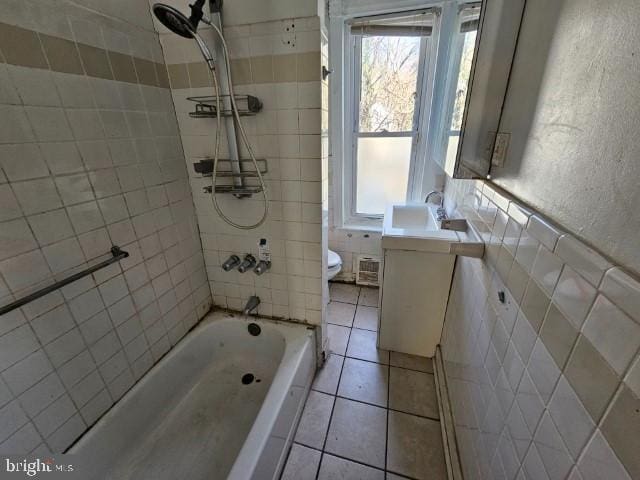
xmin=355 ymin=255 xmax=381 ymax=286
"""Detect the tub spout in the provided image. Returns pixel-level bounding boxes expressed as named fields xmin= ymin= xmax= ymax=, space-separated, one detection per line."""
xmin=243 ymin=296 xmax=260 ymax=315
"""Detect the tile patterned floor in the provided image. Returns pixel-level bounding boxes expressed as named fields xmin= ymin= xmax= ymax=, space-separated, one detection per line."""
xmin=281 ymin=283 xmax=447 ymax=480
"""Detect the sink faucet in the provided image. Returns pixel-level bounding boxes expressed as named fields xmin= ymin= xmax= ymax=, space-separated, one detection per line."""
xmin=424 ymin=191 xmax=447 ymax=221
xmin=424 ymin=190 xmax=443 ymax=207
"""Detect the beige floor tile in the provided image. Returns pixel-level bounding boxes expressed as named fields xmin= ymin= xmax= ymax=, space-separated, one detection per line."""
xmin=353 ymin=305 xmax=379 ymax=331
xmin=295 ymin=390 xmax=335 ymax=449
xmin=329 ymin=282 xmax=360 ymax=304
xmin=389 ymin=351 xmax=433 ymax=373
xmin=325 ymin=398 xmax=387 ymax=469
xmin=328 ymin=301 xmax=357 ymax=327
xmin=281 ymin=443 xmax=321 ymax=480
xmin=313 ymin=353 xmax=344 ymax=395
xmin=346 ymin=328 xmax=389 ymax=364
xmin=389 ymin=367 xmax=439 ymax=419
xmin=338 ymin=357 xmax=388 ymax=407
xmin=317 ymin=454 xmax=385 ymax=480
xmin=327 ymin=324 xmax=350 ymax=356
xmin=359 ymin=287 xmax=379 ymax=307
xmin=387 ymin=411 xmax=446 ymax=480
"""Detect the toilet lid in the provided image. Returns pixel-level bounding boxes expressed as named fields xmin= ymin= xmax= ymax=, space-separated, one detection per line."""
xmin=328 ymin=250 xmax=342 ymax=268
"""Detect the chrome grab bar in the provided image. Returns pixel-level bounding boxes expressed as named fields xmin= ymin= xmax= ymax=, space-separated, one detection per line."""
xmin=0 ymin=246 xmax=129 ymax=316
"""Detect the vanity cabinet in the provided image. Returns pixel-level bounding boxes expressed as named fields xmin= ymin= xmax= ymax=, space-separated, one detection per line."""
xmin=378 ymin=249 xmax=455 ymax=357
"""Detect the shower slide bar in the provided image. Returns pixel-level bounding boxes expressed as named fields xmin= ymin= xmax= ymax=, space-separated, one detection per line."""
xmin=0 ymin=246 xmax=129 ymax=317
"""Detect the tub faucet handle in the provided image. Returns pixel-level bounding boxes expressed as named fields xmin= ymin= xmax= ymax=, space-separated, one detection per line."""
xmin=222 ymin=255 xmax=241 ymax=271
xmin=238 ymin=254 xmax=257 ymax=273
xmin=254 ymin=260 xmax=271 ymax=275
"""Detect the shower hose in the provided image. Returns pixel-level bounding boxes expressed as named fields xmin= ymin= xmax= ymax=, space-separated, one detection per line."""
xmin=204 ymin=23 xmax=269 ymax=230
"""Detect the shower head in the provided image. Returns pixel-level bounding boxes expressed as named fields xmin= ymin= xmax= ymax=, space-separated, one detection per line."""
xmin=152 ymin=1 xmax=206 ymax=39
xmin=153 ymin=1 xmax=216 ymax=69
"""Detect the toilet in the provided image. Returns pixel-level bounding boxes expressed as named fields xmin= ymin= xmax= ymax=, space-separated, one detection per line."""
xmin=327 ymin=249 xmax=342 ymax=280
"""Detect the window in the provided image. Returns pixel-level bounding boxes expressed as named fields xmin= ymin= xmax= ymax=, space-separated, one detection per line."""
xmin=330 ymin=2 xmax=479 ymax=228
xmin=346 ymin=10 xmax=437 ymax=220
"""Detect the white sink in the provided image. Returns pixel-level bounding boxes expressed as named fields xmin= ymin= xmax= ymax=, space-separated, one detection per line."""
xmin=382 ymin=203 xmax=484 ymax=257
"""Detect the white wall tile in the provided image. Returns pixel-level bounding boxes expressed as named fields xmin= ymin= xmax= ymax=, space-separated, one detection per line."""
xmin=18 ymin=373 xmax=65 ymax=418
xmin=531 ymin=245 xmax=563 ymax=296
xmin=0 ymin=325 xmax=39 ymax=371
xmin=534 ymin=412 xmax=574 ymax=479
xmin=1 ymin=350 xmax=52 ymax=396
xmin=527 ymin=215 xmax=563 ymax=251
xmin=552 ymin=266 xmax=597 ymax=330
xmin=555 ymin=235 xmax=612 ymax=287
xmin=0 ymin=423 xmax=42 ymax=455
xmin=27 ymin=209 xmax=74 ymax=246
xmin=44 ymin=329 xmax=86 ymax=368
xmin=0 ymin=218 xmax=38 ymax=261
xmin=32 ymin=394 xmax=76 ymax=437
xmin=12 ymin=178 xmax=62 ymax=215
xmin=0 ymin=144 xmax=49 ymax=181
xmin=583 ymin=295 xmax=640 ymax=376
xmin=600 ymin=267 xmax=640 ymax=324
xmin=578 ymin=431 xmax=631 ymax=480
xmin=0 ymin=401 xmax=29 ymax=444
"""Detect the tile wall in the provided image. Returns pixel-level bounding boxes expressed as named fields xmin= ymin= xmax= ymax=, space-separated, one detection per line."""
xmin=0 ymin=0 xmax=210 ymax=454
xmin=441 ymin=177 xmax=640 ymax=479
xmin=153 ymin=4 xmax=325 ymax=324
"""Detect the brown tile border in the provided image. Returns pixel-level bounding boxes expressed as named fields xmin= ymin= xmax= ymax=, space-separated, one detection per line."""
xmin=167 ymin=51 xmax=322 ymax=89
xmin=0 ymin=21 xmax=170 ymax=89
xmin=0 ymin=20 xmax=322 ymax=91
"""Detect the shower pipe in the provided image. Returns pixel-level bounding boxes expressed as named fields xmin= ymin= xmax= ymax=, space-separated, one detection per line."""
xmin=153 ymin=2 xmax=269 ymax=230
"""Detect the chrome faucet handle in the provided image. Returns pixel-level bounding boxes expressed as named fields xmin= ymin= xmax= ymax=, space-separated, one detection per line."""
xmin=253 ymin=260 xmax=271 ymax=275
xmin=222 ymin=255 xmax=241 ymax=271
xmin=238 ymin=254 xmax=257 ymax=273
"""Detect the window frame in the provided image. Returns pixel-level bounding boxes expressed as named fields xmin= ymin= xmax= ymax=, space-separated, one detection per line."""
xmin=341 ymin=10 xmax=440 ymax=225
xmin=434 ymin=4 xmax=481 ymax=174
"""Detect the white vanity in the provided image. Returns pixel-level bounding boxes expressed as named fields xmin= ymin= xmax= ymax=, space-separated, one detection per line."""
xmin=378 ymin=203 xmax=483 ymax=357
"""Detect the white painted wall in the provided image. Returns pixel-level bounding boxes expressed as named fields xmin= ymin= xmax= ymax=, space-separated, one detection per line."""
xmin=491 ymin=0 xmax=640 ymax=275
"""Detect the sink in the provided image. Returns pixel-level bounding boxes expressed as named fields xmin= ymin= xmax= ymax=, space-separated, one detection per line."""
xmin=389 ymin=204 xmax=439 ymax=230
xmin=382 ymin=203 xmax=484 ymax=257
xmin=377 ymin=203 xmax=485 ymax=357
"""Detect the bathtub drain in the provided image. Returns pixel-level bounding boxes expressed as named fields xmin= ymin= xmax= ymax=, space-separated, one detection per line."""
xmin=242 ymin=373 xmax=255 ymax=385
xmin=248 ymin=323 xmax=261 ymax=336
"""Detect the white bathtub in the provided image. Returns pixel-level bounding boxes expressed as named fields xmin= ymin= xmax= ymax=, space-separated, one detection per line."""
xmin=69 ymin=311 xmax=316 ymax=480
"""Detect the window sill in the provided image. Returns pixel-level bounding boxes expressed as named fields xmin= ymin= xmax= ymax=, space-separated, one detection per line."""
xmin=335 ymin=220 xmax=383 ymax=233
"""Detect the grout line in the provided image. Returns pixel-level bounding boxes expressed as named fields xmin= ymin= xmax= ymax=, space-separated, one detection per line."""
xmin=385 ymin=344 xmax=390 ymax=473
xmin=294 ymin=441 xmax=423 ymax=480
xmin=314 ymin=307 xmax=355 ymax=480
xmin=332 ymin=394 xmax=441 ymax=423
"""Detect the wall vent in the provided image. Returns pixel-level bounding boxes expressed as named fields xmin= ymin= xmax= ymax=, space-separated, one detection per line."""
xmin=356 ymin=255 xmax=381 ymax=286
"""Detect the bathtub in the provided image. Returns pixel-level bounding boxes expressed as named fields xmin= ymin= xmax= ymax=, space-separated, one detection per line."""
xmin=69 ymin=311 xmax=316 ymax=480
